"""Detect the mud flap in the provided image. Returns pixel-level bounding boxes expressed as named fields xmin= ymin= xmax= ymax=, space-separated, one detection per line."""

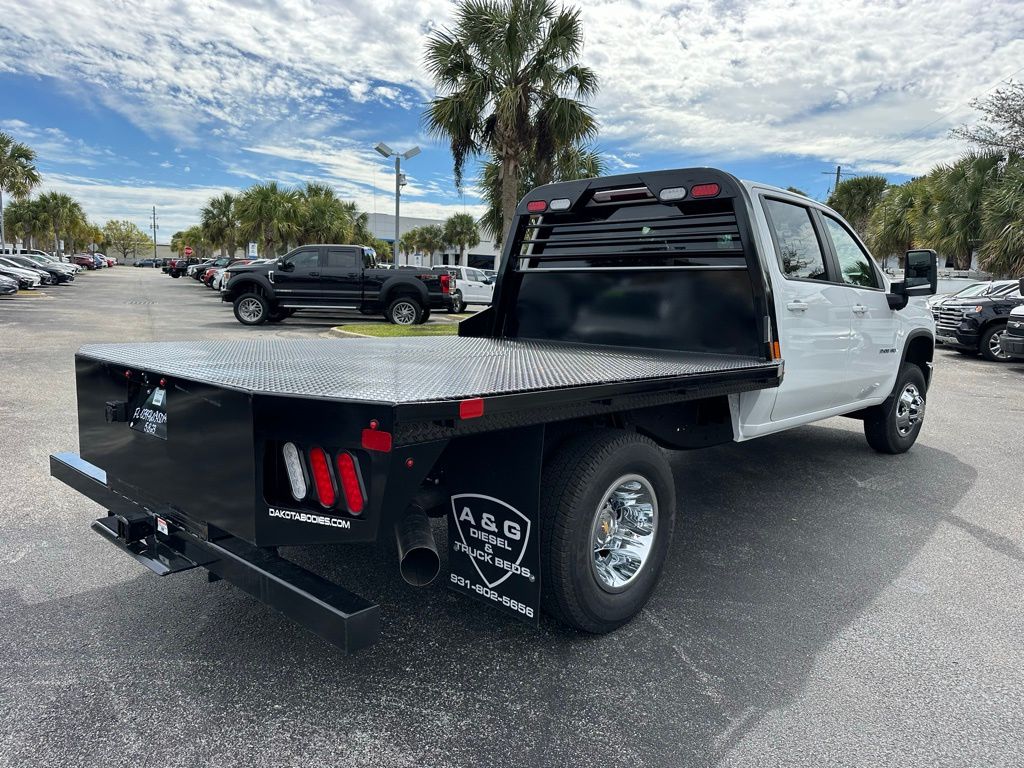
xmin=445 ymin=425 xmax=543 ymax=625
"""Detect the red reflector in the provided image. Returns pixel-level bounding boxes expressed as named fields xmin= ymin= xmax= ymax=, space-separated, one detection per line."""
xmin=335 ymin=452 xmax=365 ymax=515
xmin=361 ymin=428 xmax=392 ymax=452
xmin=308 ymin=447 xmax=336 ymax=508
xmin=459 ymin=398 xmax=485 ymax=419
xmin=440 ymin=273 xmax=451 ymax=294
xmin=690 ymin=183 xmax=721 ymax=198
xmin=526 ymin=200 xmax=547 ymax=213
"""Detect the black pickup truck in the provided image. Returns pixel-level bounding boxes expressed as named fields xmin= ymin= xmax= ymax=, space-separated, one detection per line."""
xmin=933 ymin=279 xmax=1024 ymax=361
xmin=221 ymin=244 xmax=453 ymax=325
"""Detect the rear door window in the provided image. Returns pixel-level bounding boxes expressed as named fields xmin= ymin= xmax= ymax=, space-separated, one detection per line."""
xmin=821 ymin=215 xmax=881 ymax=289
xmin=763 ymin=199 xmax=828 ymax=281
xmin=326 ymin=249 xmax=358 ymax=269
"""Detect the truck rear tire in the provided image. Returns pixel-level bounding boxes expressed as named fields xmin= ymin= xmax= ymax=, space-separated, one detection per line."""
xmin=863 ymin=363 xmax=927 ymax=454
xmin=386 ymin=297 xmax=423 ymax=325
xmin=233 ymin=293 xmax=269 ymax=326
xmin=449 ymin=291 xmax=465 ymax=313
xmin=540 ymin=430 xmax=675 ymax=634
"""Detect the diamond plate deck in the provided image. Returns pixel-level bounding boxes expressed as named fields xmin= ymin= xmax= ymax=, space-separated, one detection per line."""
xmin=78 ymin=337 xmax=776 ymax=405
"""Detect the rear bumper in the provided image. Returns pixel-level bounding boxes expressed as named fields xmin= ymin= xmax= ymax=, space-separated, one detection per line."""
xmin=1003 ymin=333 xmax=1024 ymax=360
xmin=50 ymin=451 xmax=380 ymax=652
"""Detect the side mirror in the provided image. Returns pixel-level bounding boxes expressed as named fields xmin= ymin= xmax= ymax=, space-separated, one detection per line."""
xmin=888 ymin=249 xmax=937 ymax=309
xmin=277 ymin=259 xmax=293 ymax=272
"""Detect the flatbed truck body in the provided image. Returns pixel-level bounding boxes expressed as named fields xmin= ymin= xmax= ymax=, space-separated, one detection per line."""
xmin=51 ymin=168 xmax=935 ymax=651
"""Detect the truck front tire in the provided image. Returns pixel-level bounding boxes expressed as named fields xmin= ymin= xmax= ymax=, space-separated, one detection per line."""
xmin=233 ymin=293 xmax=269 ymax=326
xmin=863 ymin=363 xmax=927 ymax=454
xmin=540 ymin=430 xmax=675 ymax=634
xmin=386 ymin=297 xmax=423 ymax=325
xmin=980 ymin=324 xmax=1010 ymax=362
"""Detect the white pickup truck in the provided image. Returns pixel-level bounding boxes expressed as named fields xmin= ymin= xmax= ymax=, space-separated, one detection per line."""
xmin=51 ymin=168 xmax=937 ymax=651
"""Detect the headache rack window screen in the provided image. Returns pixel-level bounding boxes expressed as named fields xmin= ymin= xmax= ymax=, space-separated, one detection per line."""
xmin=517 ymin=198 xmax=746 ymax=271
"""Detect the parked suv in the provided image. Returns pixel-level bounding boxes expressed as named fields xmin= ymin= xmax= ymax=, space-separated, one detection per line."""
xmin=221 ymin=244 xmax=454 ymax=325
xmin=432 ymin=265 xmax=493 ymax=312
xmin=934 ymin=280 xmax=1023 ymax=361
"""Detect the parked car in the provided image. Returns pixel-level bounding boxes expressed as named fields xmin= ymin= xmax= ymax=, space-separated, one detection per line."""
xmin=0 ymin=256 xmax=52 ymax=285
xmin=0 ymin=273 xmax=18 ymax=295
xmin=934 ymin=280 xmax=1023 ymax=361
xmin=0 ymin=263 xmax=42 ymax=289
xmin=135 ymin=259 xmax=156 ymax=268
xmin=432 ymin=264 xmax=493 ymax=312
xmin=221 ymin=244 xmax=454 ymax=325
xmin=187 ymin=260 xmax=214 ymax=278
xmin=3 ymin=254 xmax=74 ymax=284
xmin=91 ymin=254 xmax=106 ymax=269
xmin=165 ymin=257 xmax=200 ymax=278
xmin=211 ymin=260 xmax=258 ymax=290
xmin=73 ymin=254 xmax=98 ymax=269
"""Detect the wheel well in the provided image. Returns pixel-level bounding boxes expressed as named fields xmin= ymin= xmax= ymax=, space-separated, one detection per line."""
xmin=385 ymin=288 xmax=422 ymax=306
xmin=233 ymin=280 xmax=269 ymax=299
xmin=904 ymin=334 xmax=934 ymax=387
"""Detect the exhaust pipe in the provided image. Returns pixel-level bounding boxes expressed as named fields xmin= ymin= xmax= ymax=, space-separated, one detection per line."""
xmin=395 ymin=510 xmax=440 ymax=586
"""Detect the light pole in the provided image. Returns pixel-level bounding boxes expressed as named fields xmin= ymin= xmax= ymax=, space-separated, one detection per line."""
xmin=374 ymin=142 xmax=420 ymax=265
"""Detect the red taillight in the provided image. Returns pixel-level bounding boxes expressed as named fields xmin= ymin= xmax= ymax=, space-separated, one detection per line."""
xmin=308 ymin=447 xmax=336 ymax=508
xmin=440 ymin=273 xmax=451 ymax=294
xmin=361 ymin=428 xmax=392 ymax=452
xmin=335 ymin=452 xmax=365 ymax=515
xmin=459 ymin=398 xmax=485 ymax=419
xmin=690 ymin=183 xmax=721 ymax=198
xmin=526 ymin=200 xmax=547 ymax=213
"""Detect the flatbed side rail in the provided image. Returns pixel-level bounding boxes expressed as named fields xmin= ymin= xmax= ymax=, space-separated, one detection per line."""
xmin=50 ymin=452 xmax=380 ymax=653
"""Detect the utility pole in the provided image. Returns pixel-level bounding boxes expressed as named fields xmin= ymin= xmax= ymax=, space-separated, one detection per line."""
xmin=834 ymin=165 xmax=842 ymax=195
xmin=151 ymin=206 xmax=158 ymax=262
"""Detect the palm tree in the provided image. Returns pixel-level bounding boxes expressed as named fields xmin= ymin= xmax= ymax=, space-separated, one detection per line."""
xmin=479 ymin=143 xmax=604 ymax=246
xmin=867 ymin=178 xmax=928 ymax=267
xmin=443 ymin=213 xmax=480 ymax=266
xmin=826 ymin=175 xmax=888 ymax=235
xmin=236 ymin=182 xmax=300 ymax=258
xmin=978 ymin=157 xmax=1024 ymax=276
xmin=342 ymin=200 xmax=372 ymax=244
xmin=0 ymin=132 xmax=41 ymax=250
xmin=425 ymin=0 xmax=599 ymax=257
xmin=417 ymin=224 xmax=446 ymax=265
xmin=922 ymin=152 xmax=1004 ymax=270
xmin=36 ymin=191 xmax=83 ymax=256
xmin=201 ymin=192 xmax=239 ymax=258
xmin=399 ymin=229 xmax=419 ymax=264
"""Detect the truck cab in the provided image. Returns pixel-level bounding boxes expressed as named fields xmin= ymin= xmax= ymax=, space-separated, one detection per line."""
xmin=733 ymin=183 xmax=935 ymax=436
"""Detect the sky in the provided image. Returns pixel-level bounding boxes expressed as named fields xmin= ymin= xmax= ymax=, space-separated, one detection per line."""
xmin=0 ymin=0 xmax=1022 ymax=241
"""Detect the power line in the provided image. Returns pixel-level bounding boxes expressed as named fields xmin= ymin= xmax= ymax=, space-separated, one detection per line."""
xmin=868 ymin=63 xmax=1024 ymax=163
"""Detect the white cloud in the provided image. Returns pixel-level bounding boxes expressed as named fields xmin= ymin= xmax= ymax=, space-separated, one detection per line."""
xmin=2 ymin=0 xmax=1022 ymax=212
xmin=578 ymin=0 xmax=1024 ymax=174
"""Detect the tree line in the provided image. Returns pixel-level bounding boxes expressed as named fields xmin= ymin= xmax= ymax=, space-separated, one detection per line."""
xmin=172 ymin=183 xmax=484 ymax=266
xmin=1 ymin=130 xmax=157 ymax=260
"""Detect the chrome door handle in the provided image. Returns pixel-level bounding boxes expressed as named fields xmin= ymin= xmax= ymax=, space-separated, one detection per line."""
xmin=786 ymin=300 xmax=809 ymax=312
xmin=852 ymin=304 xmax=868 ymax=314
xmin=310 ymin=271 xmax=320 ymax=277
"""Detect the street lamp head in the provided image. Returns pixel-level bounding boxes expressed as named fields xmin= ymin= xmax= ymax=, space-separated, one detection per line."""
xmin=374 ymin=142 xmax=394 ymax=158
xmin=402 ymin=146 xmax=421 ymax=160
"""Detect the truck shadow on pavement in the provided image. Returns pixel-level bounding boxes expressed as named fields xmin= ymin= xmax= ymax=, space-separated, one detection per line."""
xmin=3 ymin=422 xmax=978 ymax=767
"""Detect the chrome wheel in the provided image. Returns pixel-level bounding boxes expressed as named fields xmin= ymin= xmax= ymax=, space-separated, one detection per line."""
xmin=895 ymin=383 xmax=925 ymax=436
xmin=988 ymin=329 xmax=1009 ymax=360
xmin=590 ymin=474 xmax=658 ymax=593
xmin=392 ymin=300 xmax=416 ymax=325
xmin=238 ymin=297 xmax=263 ymax=323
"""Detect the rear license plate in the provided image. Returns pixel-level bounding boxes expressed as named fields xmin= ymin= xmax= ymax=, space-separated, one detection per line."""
xmin=129 ymin=387 xmax=168 ymax=440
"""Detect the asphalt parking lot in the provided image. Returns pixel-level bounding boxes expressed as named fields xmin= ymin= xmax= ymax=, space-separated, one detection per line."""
xmin=1 ymin=267 xmax=1022 ymax=767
